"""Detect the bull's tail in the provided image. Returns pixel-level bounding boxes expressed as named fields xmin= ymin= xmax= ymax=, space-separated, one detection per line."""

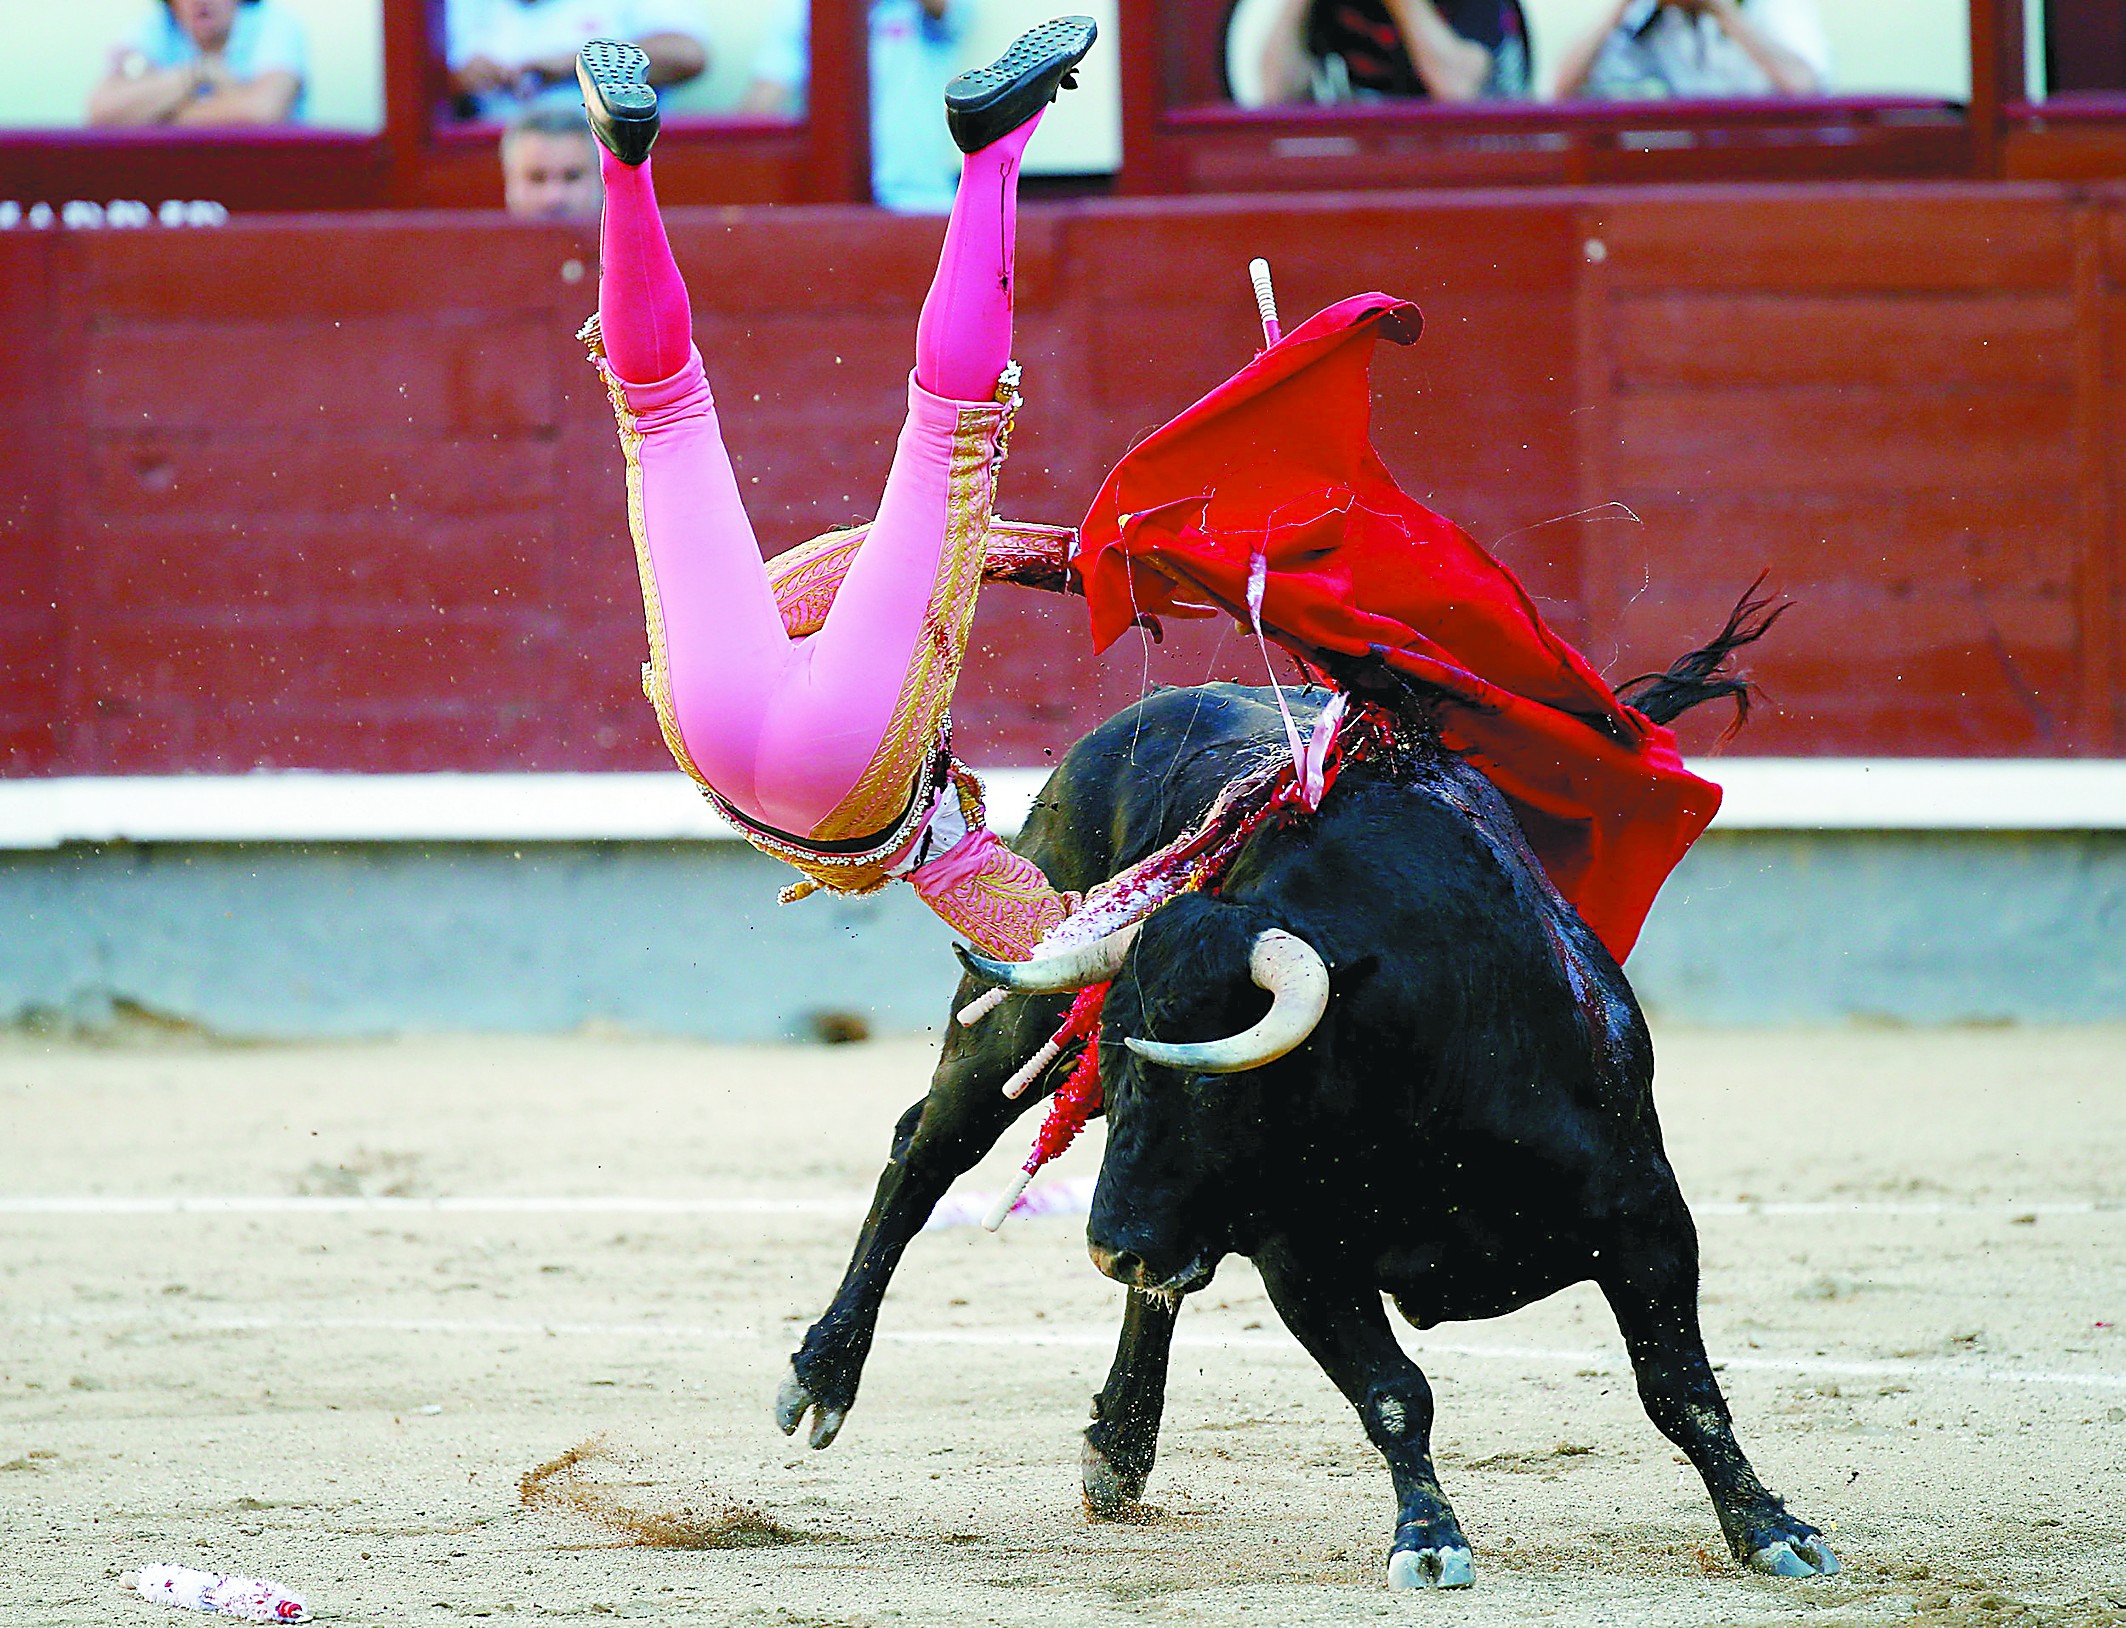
xmin=1615 ymin=572 xmax=1789 ymax=740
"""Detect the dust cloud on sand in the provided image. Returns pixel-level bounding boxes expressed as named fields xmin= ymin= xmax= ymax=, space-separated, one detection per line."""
xmin=1 ymin=1027 xmax=2122 ymax=1626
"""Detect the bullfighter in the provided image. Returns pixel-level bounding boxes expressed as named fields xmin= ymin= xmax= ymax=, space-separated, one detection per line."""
xmin=575 ymin=18 xmax=1097 ymax=960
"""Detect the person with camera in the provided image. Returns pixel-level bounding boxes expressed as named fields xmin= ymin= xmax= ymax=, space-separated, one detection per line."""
xmin=1256 ymin=0 xmax=1530 ymax=105
xmin=1550 ymin=0 xmax=1827 ymax=100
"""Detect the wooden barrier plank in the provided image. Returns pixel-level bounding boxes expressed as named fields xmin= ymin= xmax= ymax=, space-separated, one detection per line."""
xmin=1610 ymin=293 xmax=2076 ymax=391
xmin=1612 ymin=585 xmax=2080 ymax=754
xmin=83 ymin=317 xmax=559 ymax=434
xmin=74 ymin=514 xmax=555 ymax=614
xmin=72 ymin=615 xmax=548 ymax=717
xmin=82 ymin=435 xmax=564 ymax=520
xmin=1617 ymin=492 xmax=2080 ymax=597
xmin=80 ymin=219 xmax=590 ymax=319
xmin=0 ymin=233 xmax=65 ymax=772
xmin=1593 ymin=188 xmax=2074 ymax=293
xmin=1612 ymin=389 xmax=2077 ymax=493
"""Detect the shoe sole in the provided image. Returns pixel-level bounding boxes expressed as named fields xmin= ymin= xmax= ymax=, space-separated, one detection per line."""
xmin=579 ymin=39 xmax=656 ymax=123
xmin=945 ymin=16 xmax=1097 ymax=123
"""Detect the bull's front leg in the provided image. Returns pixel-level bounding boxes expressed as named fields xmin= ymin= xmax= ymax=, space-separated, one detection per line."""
xmin=1598 ymin=1203 xmax=1840 ymax=1577
xmin=1255 ymin=1241 xmax=1474 ymax=1590
xmin=776 ymin=986 xmax=1066 ymax=1449
xmin=1082 ymin=1286 xmax=1182 ymax=1517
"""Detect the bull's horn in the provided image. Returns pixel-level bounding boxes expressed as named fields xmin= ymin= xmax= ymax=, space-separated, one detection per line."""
xmin=1124 ymin=929 xmax=1329 ymax=1074
xmin=955 ymin=923 xmax=1141 ymax=994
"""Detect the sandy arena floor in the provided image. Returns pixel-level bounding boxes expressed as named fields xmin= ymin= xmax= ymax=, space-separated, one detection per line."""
xmin=1 ymin=1026 xmax=2122 ymax=1628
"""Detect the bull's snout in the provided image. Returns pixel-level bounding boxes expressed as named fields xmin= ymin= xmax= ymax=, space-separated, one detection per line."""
xmin=1089 ymin=1239 xmax=1215 ymax=1297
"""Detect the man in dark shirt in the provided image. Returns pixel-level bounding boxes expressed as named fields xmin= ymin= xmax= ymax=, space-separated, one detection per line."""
xmin=1257 ymin=0 xmax=1529 ymax=102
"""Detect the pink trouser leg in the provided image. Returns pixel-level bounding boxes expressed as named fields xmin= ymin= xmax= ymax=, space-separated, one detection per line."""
xmin=913 ymin=116 xmax=1040 ymax=402
xmin=596 ymin=152 xmax=694 ymax=383
xmin=596 ymin=152 xmax=789 ymax=813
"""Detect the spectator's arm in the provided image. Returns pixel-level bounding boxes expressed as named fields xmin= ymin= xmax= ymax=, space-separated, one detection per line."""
xmin=1257 ymin=0 xmax=1319 ymax=104
xmin=172 ymin=66 xmax=302 ymax=126
xmin=1547 ymin=0 xmax=1634 ymax=98
xmin=638 ymin=31 xmax=709 ymax=86
xmin=1702 ymin=0 xmax=1820 ymax=95
xmin=451 ymin=54 xmax=514 ymax=98
xmin=517 ymin=30 xmax=704 ymax=89
xmin=86 ymin=50 xmax=198 ymax=126
xmin=1382 ymin=0 xmax=1494 ymax=101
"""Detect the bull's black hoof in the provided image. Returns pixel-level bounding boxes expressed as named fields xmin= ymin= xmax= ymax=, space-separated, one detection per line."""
xmin=773 ymin=1361 xmax=847 ymax=1451
xmin=1080 ymin=1436 xmax=1149 ymax=1519
xmin=945 ymin=15 xmax=1096 ymax=155
xmin=1745 ymin=1530 xmax=1840 ymax=1577
xmin=1728 ymin=1508 xmax=1839 ymax=1577
xmin=576 ymin=40 xmax=658 ymax=166
xmin=1387 ymin=1544 xmax=1475 ymax=1589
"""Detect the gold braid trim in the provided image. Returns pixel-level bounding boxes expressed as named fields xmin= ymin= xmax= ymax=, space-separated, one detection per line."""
xmin=767 ymin=517 xmax=1074 ymax=640
xmin=580 ymin=313 xmax=710 ymax=788
xmin=765 ymin=526 xmax=868 ymax=639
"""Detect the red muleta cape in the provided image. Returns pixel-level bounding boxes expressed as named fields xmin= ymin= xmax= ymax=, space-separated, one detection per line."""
xmin=1074 ymin=293 xmax=1718 ymax=964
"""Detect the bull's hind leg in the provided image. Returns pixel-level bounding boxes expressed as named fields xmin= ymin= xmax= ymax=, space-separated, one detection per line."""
xmin=1599 ymin=1203 xmax=1839 ymax=1577
xmin=1082 ymin=1286 xmax=1182 ymax=1516
xmin=1256 ymin=1242 xmax=1474 ymax=1589
xmin=775 ymin=984 xmax=1067 ymax=1448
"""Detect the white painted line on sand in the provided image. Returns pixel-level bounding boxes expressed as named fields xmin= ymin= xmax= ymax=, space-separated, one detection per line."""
xmin=0 ymin=1195 xmax=870 ymax=1217
xmin=15 ymin=1310 xmax=2126 ymax=1392
xmin=0 ymin=1195 xmax=2113 ymax=1219
xmin=1692 ymin=1200 xmax=2117 ymax=1218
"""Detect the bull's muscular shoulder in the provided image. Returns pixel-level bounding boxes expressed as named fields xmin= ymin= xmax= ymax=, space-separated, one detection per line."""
xmin=1012 ymin=684 xmax=1331 ymax=894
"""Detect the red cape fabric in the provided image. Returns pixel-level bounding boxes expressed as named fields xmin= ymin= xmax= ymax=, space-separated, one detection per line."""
xmin=1075 ymin=293 xmax=1718 ymax=964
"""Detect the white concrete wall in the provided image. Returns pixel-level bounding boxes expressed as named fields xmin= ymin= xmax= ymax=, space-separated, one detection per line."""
xmin=3 ymin=826 xmax=2122 ymax=1039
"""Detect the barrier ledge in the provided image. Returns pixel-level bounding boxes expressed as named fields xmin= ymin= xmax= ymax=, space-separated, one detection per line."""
xmin=0 ymin=761 xmax=2120 ymax=850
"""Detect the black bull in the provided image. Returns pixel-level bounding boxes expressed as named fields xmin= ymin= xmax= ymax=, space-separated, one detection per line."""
xmin=774 ymin=679 xmax=1836 ymax=1589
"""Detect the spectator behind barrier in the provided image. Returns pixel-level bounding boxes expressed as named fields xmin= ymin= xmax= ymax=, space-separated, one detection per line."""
xmin=86 ymin=0 xmax=307 ymax=126
xmin=449 ymin=0 xmax=708 ymax=121
xmin=742 ymin=0 xmax=968 ymax=214
xmin=502 ymin=105 xmax=603 ymax=220
xmin=1256 ymin=0 xmax=1530 ymax=104
xmin=1550 ymin=0 xmax=1828 ymax=99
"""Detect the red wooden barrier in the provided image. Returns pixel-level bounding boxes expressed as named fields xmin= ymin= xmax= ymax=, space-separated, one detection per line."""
xmin=2 ymin=185 xmax=2120 ymax=777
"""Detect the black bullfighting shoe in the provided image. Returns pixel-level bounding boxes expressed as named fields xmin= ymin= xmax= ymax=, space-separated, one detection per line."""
xmin=576 ymin=39 xmax=659 ymax=166
xmin=944 ymin=15 xmax=1097 ymax=155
